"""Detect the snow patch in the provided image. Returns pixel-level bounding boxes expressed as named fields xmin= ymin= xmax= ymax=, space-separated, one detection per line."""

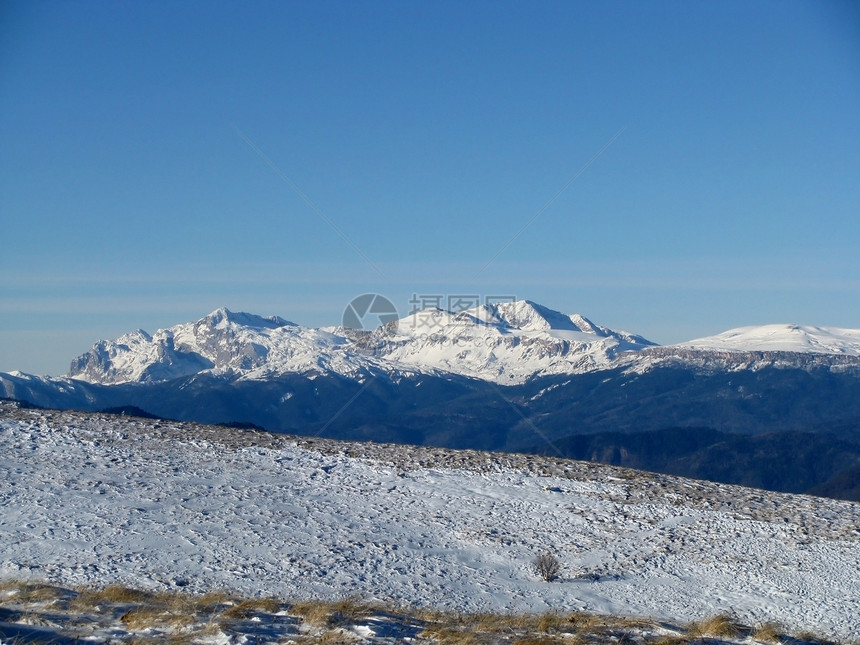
xmin=674 ymin=324 xmax=860 ymax=355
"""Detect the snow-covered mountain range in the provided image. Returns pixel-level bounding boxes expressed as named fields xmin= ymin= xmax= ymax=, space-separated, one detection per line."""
xmin=66 ymin=301 xmax=656 ymax=386
xmin=65 ymin=300 xmax=860 ymax=387
xmin=67 ymin=307 xmax=368 ymax=385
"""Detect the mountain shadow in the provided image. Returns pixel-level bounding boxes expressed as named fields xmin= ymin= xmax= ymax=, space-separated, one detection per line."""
xmin=529 ymin=425 xmax=860 ymax=500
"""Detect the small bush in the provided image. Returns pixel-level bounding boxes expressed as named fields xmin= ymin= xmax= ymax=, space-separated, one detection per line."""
xmin=532 ymin=551 xmax=561 ymax=582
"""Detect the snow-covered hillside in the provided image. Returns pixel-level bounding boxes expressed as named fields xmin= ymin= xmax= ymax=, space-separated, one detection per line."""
xmin=675 ymin=324 xmax=860 ymax=355
xmin=1 ymin=402 xmax=858 ymax=639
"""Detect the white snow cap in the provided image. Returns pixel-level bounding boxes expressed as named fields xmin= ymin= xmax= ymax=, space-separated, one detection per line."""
xmin=675 ymin=323 xmax=860 ymax=355
xmin=201 ymin=307 xmax=293 ymax=329
xmin=379 ymin=299 xmax=655 ymax=383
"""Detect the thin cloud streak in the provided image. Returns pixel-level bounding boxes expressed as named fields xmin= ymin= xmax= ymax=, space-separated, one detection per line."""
xmin=4 ymin=255 xmax=858 ymax=299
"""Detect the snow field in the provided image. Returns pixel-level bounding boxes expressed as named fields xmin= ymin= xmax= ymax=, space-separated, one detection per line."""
xmin=1 ymin=405 xmax=858 ymax=639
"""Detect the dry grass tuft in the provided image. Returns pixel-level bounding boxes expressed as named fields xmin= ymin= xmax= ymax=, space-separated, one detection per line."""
xmin=327 ymin=596 xmax=379 ymax=623
xmin=291 ymin=599 xmax=337 ymax=627
xmin=0 ymin=581 xmax=66 ymax=605
xmin=288 ymin=597 xmax=378 ymax=629
xmin=417 ymin=625 xmax=481 ymax=645
xmin=0 ymin=579 xmax=20 ymax=592
xmin=567 ymin=611 xmax=617 ymax=636
xmin=61 ymin=584 xmax=241 ymax=635
xmin=652 ymin=637 xmax=691 ymax=645
xmin=164 ymin=634 xmax=197 ymax=645
xmin=74 ymin=583 xmax=153 ymax=609
xmin=414 ymin=608 xmax=662 ymax=644
xmin=471 ymin=611 xmax=517 ymax=632
xmin=686 ymin=612 xmax=742 ymax=639
xmin=414 ymin=606 xmax=456 ymax=624
xmin=417 ymin=609 xmax=658 ymax=644
xmin=473 ymin=611 xmax=559 ymax=633
xmin=614 ymin=615 xmax=660 ymax=630
xmin=16 ymin=610 xmax=58 ymax=627
xmin=793 ymin=629 xmax=838 ymax=645
xmin=195 ymin=589 xmax=234 ymax=606
xmin=119 ymin=605 xmax=194 ymax=630
xmin=290 ymin=629 xmax=361 ymax=644
xmin=93 ymin=584 xmax=154 ymax=604
xmin=536 ymin=612 xmax=566 ymax=632
xmin=219 ymin=596 xmax=281 ymax=619
xmin=511 ymin=637 xmax=567 ymax=645
xmin=752 ymin=621 xmax=784 ymax=643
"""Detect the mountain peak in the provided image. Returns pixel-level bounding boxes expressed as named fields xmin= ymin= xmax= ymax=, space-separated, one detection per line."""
xmin=370 ymin=299 xmax=656 ymax=383
xmin=202 ymin=308 xmax=294 ymax=329
xmin=487 ymin=300 xmax=600 ymax=334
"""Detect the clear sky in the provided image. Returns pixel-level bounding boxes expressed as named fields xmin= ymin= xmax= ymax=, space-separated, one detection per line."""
xmin=2 ymin=0 xmax=859 ymax=376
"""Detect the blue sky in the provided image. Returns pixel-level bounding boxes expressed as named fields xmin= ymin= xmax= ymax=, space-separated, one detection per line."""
xmin=2 ymin=0 xmax=859 ymax=375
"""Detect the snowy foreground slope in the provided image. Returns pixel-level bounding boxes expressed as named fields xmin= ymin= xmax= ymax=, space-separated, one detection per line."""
xmin=1 ymin=403 xmax=859 ymax=639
